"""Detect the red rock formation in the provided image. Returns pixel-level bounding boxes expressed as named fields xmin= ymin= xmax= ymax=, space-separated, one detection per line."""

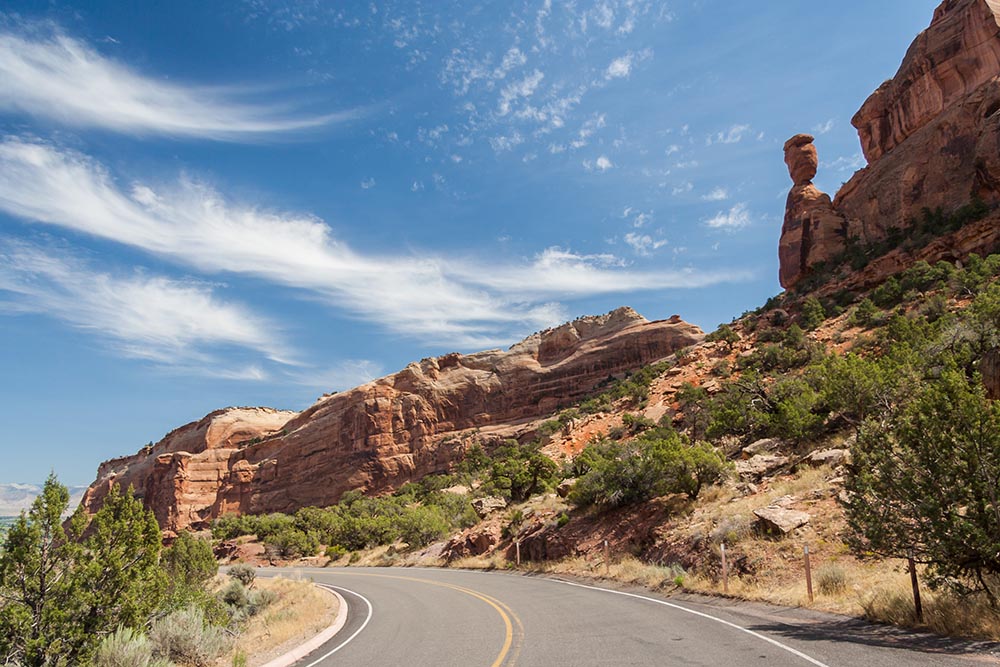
xmin=83 ymin=308 xmax=703 ymax=534
xmin=779 ymin=135 xmax=848 ymax=288
xmin=780 ymin=0 xmax=1000 ymax=289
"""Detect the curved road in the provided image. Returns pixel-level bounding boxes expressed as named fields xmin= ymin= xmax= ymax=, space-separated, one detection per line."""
xmin=264 ymin=567 xmax=997 ymax=667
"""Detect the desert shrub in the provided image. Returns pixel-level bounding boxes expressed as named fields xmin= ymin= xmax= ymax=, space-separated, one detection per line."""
xmin=710 ymin=515 xmax=752 ymax=546
xmin=570 ymin=431 xmax=729 ymax=509
xmin=815 ymin=564 xmax=848 ymax=595
xmin=487 ymin=440 xmax=560 ymax=502
xmin=94 ymin=627 xmax=172 ymax=667
xmin=221 ymin=581 xmax=250 ymax=610
xmin=150 ymin=607 xmax=230 ymax=667
xmin=800 ymin=296 xmax=826 ymax=330
xmin=396 ymin=505 xmax=450 ymax=547
xmin=263 ymin=527 xmax=319 ymax=560
xmin=162 ymin=532 xmax=217 ymax=591
xmin=705 ymin=324 xmax=740 ymax=350
xmin=848 ymin=298 xmax=880 ymax=328
xmin=228 ymin=564 xmax=256 ymax=588
xmin=325 ymin=544 xmax=347 ymax=560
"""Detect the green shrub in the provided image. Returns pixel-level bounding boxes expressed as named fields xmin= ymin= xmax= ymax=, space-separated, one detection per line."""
xmin=570 ymin=431 xmax=729 ymax=509
xmin=162 ymin=532 xmax=217 ymax=590
xmin=150 ymin=606 xmax=230 ymax=667
xmin=325 ymin=544 xmax=347 ymax=560
xmin=94 ymin=627 xmax=172 ymax=667
xmin=849 ymin=298 xmax=880 ymax=327
xmin=228 ymin=564 xmax=256 ymax=588
xmin=800 ymin=297 xmax=826 ymax=330
xmin=263 ymin=527 xmax=319 ymax=559
xmin=816 ymin=564 xmax=848 ymax=595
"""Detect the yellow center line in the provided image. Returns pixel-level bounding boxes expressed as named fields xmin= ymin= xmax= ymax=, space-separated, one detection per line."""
xmin=324 ymin=571 xmax=521 ymax=667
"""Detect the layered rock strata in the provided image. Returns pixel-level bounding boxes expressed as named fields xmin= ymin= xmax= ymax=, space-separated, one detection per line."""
xmin=82 ymin=308 xmax=703 ymax=534
xmin=780 ymin=0 xmax=1000 ymax=288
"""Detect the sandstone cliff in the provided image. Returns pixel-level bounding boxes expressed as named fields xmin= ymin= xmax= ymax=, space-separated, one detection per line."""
xmin=780 ymin=0 xmax=1000 ymax=288
xmin=82 ymin=308 xmax=702 ymax=535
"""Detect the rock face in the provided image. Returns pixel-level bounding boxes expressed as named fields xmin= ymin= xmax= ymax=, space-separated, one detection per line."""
xmin=780 ymin=0 xmax=1000 ymax=288
xmin=779 ymin=135 xmax=848 ymax=289
xmin=83 ymin=307 xmax=703 ymax=534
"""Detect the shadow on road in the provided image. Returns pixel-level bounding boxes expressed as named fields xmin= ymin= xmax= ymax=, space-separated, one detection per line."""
xmin=747 ymin=617 xmax=1000 ymax=657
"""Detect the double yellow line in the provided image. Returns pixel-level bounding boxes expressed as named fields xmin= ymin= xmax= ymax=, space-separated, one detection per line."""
xmin=327 ymin=571 xmax=523 ymax=667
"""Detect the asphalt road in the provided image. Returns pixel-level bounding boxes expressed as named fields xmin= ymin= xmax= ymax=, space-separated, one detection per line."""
xmin=262 ymin=567 xmax=999 ymax=667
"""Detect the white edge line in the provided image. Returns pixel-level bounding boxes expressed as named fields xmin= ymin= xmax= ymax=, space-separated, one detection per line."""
xmin=259 ymin=585 xmax=349 ymax=667
xmin=296 ymin=584 xmax=374 ymax=667
xmin=549 ymin=578 xmax=831 ymax=667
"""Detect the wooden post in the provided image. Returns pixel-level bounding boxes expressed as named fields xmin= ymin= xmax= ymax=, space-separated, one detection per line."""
xmin=604 ymin=539 xmax=610 ymax=576
xmin=515 ymin=540 xmax=521 ymax=567
xmin=720 ymin=542 xmax=729 ymax=595
xmin=908 ymin=550 xmax=923 ymax=623
xmin=804 ymin=545 xmax=814 ymax=603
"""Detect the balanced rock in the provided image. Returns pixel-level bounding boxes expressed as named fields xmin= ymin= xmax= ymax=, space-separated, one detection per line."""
xmin=778 ymin=135 xmax=848 ymax=289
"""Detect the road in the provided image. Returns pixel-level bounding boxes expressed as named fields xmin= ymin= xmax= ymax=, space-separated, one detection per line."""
xmin=263 ymin=567 xmax=998 ymax=667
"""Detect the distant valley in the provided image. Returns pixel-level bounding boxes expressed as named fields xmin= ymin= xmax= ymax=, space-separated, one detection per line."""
xmin=0 ymin=483 xmax=87 ymax=516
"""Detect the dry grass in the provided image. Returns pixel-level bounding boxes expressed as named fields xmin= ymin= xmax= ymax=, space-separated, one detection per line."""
xmin=222 ymin=577 xmax=338 ymax=667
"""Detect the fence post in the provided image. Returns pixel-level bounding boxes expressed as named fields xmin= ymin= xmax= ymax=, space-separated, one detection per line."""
xmin=908 ymin=550 xmax=923 ymax=623
xmin=604 ymin=539 xmax=610 ymax=576
xmin=720 ymin=542 xmax=729 ymax=595
xmin=515 ymin=539 xmax=521 ymax=567
xmin=804 ymin=545 xmax=814 ymax=604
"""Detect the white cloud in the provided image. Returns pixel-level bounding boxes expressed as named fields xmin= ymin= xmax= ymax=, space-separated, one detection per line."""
xmin=605 ymin=54 xmax=633 ymax=79
xmin=671 ymin=181 xmax=693 ymax=195
xmin=360 ymin=177 xmax=376 ymax=189
xmin=705 ymin=202 xmax=751 ymax=229
xmin=822 ymin=153 xmax=866 ymax=172
xmin=0 ymin=138 xmax=745 ymax=347
xmin=707 ymin=124 xmax=751 ymax=145
xmin=0 ymin=240 xmax=289 ymax=368
xmin=666 ymin=144 xmax=681 ymax=156
xmin=497 ymin=69 xmax=544 ymax=116
xmin=701 ymin=187 xmax=729 ymax=202
xmin=292 ymin=359 xmax=384 ymax=391
xmin=583 ymin=155 xmax=614 ymax=172
xmin=0 ymin=25 xmax=352 ymax=140
xmin=812 ymin=119 xmax=835 ymax=135
xmin=623 ymin=232 xmax=667 ymax=256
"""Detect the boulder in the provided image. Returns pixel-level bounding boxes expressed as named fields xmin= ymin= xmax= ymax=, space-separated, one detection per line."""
xmin=735 ymin=454 xmax=789 ymax=482
xmin=743 ymin=438 xmax=781 ymax=457
xmin=471 ymin=496 xmax=508 ymax=518
xmin=556 ymin=479 xmax=576 ymax=499
xmin=805 ymin=449 xmax=852 ymax=467
xmin=753 ymin=506 xmax=810 ymax=536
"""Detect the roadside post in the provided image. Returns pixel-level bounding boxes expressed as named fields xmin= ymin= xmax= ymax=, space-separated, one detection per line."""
xmin=604 ymin=539 xmax=610 ymax=576
xmin=908 ymin=550 xmax=923 ymax=623
xmin=803 ymin=545 xmax=814 ymax=603
xmin=720 ymin=542 xmax=729 ymax=595
xmin=515 ymin=539 xmax=521 ymax=567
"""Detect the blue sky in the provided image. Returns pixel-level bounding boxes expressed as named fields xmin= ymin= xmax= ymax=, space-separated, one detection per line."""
xmin=0 ymin=0 xmax=938 ymax=485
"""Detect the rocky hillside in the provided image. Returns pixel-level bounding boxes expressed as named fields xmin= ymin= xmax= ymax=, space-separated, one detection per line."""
xmin=82 ymin=308 xmax=701 ymax=536
xmin=84 ymin=0 xmax=1000 ymax=553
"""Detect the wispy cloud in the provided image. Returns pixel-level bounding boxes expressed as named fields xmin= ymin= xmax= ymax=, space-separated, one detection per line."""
xmin=0 ymin=138 xmax=745 ymax=347
xmin=623 ymin=232 xmax=667 ymax=256
xmin=0 ymin=240 xmax=289 ymax=369
xmin=701 ymin=187 xmax=729 ymax=202
xmin=706 ymin=124 xmax=751 ymax=146
xmin=0 ymin=24 xmax=354 ymax=140
xmin=705 ymin=202 xmax=751 ymax=229
xmin=822 ymin=153 xmax=866 ymax=172
xmin=812 ymin=119 xmax=835 ymax=135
